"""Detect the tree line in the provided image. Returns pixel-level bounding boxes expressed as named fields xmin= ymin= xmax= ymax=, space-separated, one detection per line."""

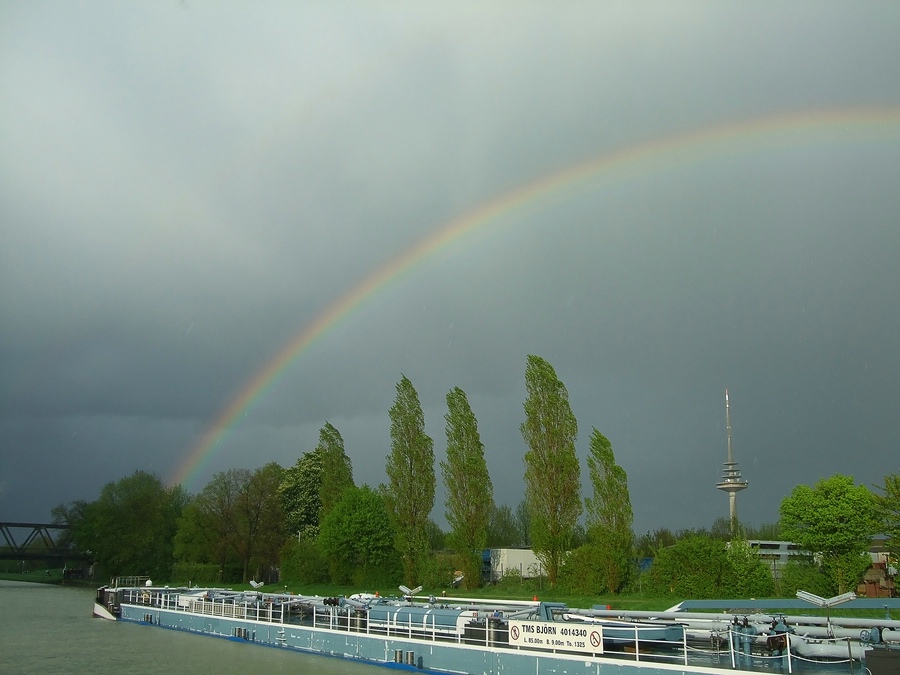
xmin=52 ymin=355 xmax=900 ymax=598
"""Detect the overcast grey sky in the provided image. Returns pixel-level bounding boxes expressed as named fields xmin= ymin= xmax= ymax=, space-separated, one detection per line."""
xmin=2 ymin=2 xmax=899 ymax=536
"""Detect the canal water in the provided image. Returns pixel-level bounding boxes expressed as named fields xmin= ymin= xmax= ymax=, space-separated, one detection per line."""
xmin=0 ymin=580 xmax=375 ymax=674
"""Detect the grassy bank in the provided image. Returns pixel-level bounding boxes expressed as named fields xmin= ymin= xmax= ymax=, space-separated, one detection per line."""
xmin=0 ymin=569 xmax=66 ymax=584
xmin=0 ymin=569 xmax=101 ymax=588
xmin=5 ymin=573 xmax=891 ymax=620
xmin=175 ymin=580 xmax=678 ymax=612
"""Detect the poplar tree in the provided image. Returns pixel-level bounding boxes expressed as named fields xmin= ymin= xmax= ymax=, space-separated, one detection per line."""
xmin=317 ymin=422 xmax=354 ymax=518
xmin=520 ymin=355 xmax=582 ymax=587
xmin=441 ymin=386 xmax=494 ymax=590
xmin=385 ymin=374 xmax=435 ymax=585
xmin=584 ymin=427 xmax=634 ymax=593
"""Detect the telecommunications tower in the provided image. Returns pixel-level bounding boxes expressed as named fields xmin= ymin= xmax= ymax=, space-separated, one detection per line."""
xmin=716 ymin=389 xmax=748 ymax=524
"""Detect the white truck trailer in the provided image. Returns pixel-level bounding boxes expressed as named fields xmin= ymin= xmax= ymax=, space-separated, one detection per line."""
xmin=488 ymin=548 xmax=545 ymax=581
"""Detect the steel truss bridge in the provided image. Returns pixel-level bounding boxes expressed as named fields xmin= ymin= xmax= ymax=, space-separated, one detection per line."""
xmin=0 ymin=522 xmax=91 ymax=563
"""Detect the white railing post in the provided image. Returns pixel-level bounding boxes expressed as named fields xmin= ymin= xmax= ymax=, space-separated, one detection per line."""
xmin=634 ymin=625 xmax=640 ymax=662
xmin=729 ymin=627 xmax=736 ymax=670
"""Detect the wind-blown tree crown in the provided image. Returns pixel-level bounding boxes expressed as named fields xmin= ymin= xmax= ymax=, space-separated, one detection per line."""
xmin=385 ymin=374 xmax=435 ymax=585
xmin=520 ymin=354 xmax=582 ymax=587
xmin=441 ymin=386 xmax=494 ymax=589
xmin=585 ymin=427 xmax=634 ymax=593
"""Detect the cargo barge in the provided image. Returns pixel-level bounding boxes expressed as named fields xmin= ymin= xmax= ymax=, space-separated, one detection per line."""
xmin=93 ymin=579 xmax=899 ymax=675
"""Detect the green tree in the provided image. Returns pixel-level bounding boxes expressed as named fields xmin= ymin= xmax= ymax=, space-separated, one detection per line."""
xmin=175 ymin=469 xmax=245 ymax=574
xmin=235 ymin=462 xmax=285 ymax=583
xmin=520 ymin=355 xmax=582 ymax=587
xmin=50 ymin=499 xmax=92 ymax=558
xmin=173 ymin=499 xmax=212 ymax=564
xmin=570 ymin=522 xmax=588 ymax=549
xmin=280 ymin=536 xmax=329 ymax=584
xmin=514 ymin=499 xmax=531 ymax=547
xmin=779 ymin=558 xmax=832 ymax=597
xmin=486 ymin=504 xmax=521 ymax=548
xmin=88 ymin=470 xmax=187 ymax=579
xmin=424 ymin=518 xmax=447 ymax=551
xmin=584 ymin=428 xmax=634 ymax=593
xmin=745 ymin=521 xmax=781 ymax=541
xmin=51 ymin=499 xmax=89 ymax=528
xmin=646 ymin=535 xmax=772 ymax=598
xmin=876 ymin=473 xmax=900 ymax=570
xmin=646 ymin=536 xmax=725 ymax=597
xmin=318 ymin=485 xmax=396 ymax=585
xmin=779 ymin=474 xmax=881 ymax=593
xmin=318 ymin=422 xmax=354 ymax=518
xmin=385 ymin=375 xmax=435 ymax=585
xmin=279 ymin=450 xmax=324 ymax=540
xmin=723 ymin=539 xmax=776 ymax=598
xmin=441 ymin=386 xmax=493 ymax=590
xmin=710 ymin=516 xmax=744 ymax=541
xmin=635 ymin=528 xmax=677 ymax=558
xmin=558 ymin=545 xmax=606 ymax=595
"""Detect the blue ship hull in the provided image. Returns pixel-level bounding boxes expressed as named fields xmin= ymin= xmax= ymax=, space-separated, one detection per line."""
xmin=94 ymin=585 xmax=864 ymax=675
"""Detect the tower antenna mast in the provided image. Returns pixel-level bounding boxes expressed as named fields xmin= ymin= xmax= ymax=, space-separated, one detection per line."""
xmin=716 ymin=389 xmax=748 ymax=533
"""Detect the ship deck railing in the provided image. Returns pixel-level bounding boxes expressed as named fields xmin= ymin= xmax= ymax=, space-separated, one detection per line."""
xmin=122 ymin=588 xmax=288 ymax=624
xmin=111 ymin=576 xmax=151 ymax=588
xmin=121 ymin=588 xmax=862 ymax=674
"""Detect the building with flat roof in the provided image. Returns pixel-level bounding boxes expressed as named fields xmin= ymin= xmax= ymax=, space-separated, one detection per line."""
xmin=746 ymin=540 xmax=808 ymax=581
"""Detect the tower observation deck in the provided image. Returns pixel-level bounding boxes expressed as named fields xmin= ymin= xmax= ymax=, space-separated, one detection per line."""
xmin=716 ymin=389 xmax=748 ymax=524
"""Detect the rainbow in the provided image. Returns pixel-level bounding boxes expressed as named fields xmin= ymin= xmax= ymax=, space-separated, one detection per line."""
xmin=169 ymin=105 xmax=900 ymax=489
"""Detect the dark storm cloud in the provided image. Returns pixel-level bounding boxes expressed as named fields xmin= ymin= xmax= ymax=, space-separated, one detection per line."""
xmin=2 ymin=2 xmax=899 ymax=533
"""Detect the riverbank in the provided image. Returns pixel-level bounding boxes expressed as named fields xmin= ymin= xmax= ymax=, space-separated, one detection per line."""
xmin=0 ymin=569 xmax=97 ymax=588
xmin=6 ymin=571 xmax=892 ymax=619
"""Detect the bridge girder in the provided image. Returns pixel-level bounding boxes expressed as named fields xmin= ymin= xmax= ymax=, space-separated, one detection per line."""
xmin=0 ymin=522 xmax=91 ymax=562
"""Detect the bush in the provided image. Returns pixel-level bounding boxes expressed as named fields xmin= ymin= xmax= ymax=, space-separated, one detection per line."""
xmin=450 ymin=549 xmax=484 ymax=591
xmin=489 ymin=567 xmax=544 ymax=593
xmin=420 ymin=552 xmax=457 ymax=589
xmin=644 ymin=536 xmax=775 ymax=599
xmin=280 ymin=538 xmax=329 ymax=585
xmin=353 ymin=557 xmax=403 ymax=588
xmin=645 ymin=537 xmax=723 ymax=597
xmin=170 ymin=562 xmax=242 ymax=585
xmin=779 ymin=559 xmax=833 ymax=597
xmin=558 ymin=545 xmax=604 ymax=595
xmin=722 ymin=540 xmax=774 ymax=598
xmin=495 ymin=566 xmax=523 ymax=588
